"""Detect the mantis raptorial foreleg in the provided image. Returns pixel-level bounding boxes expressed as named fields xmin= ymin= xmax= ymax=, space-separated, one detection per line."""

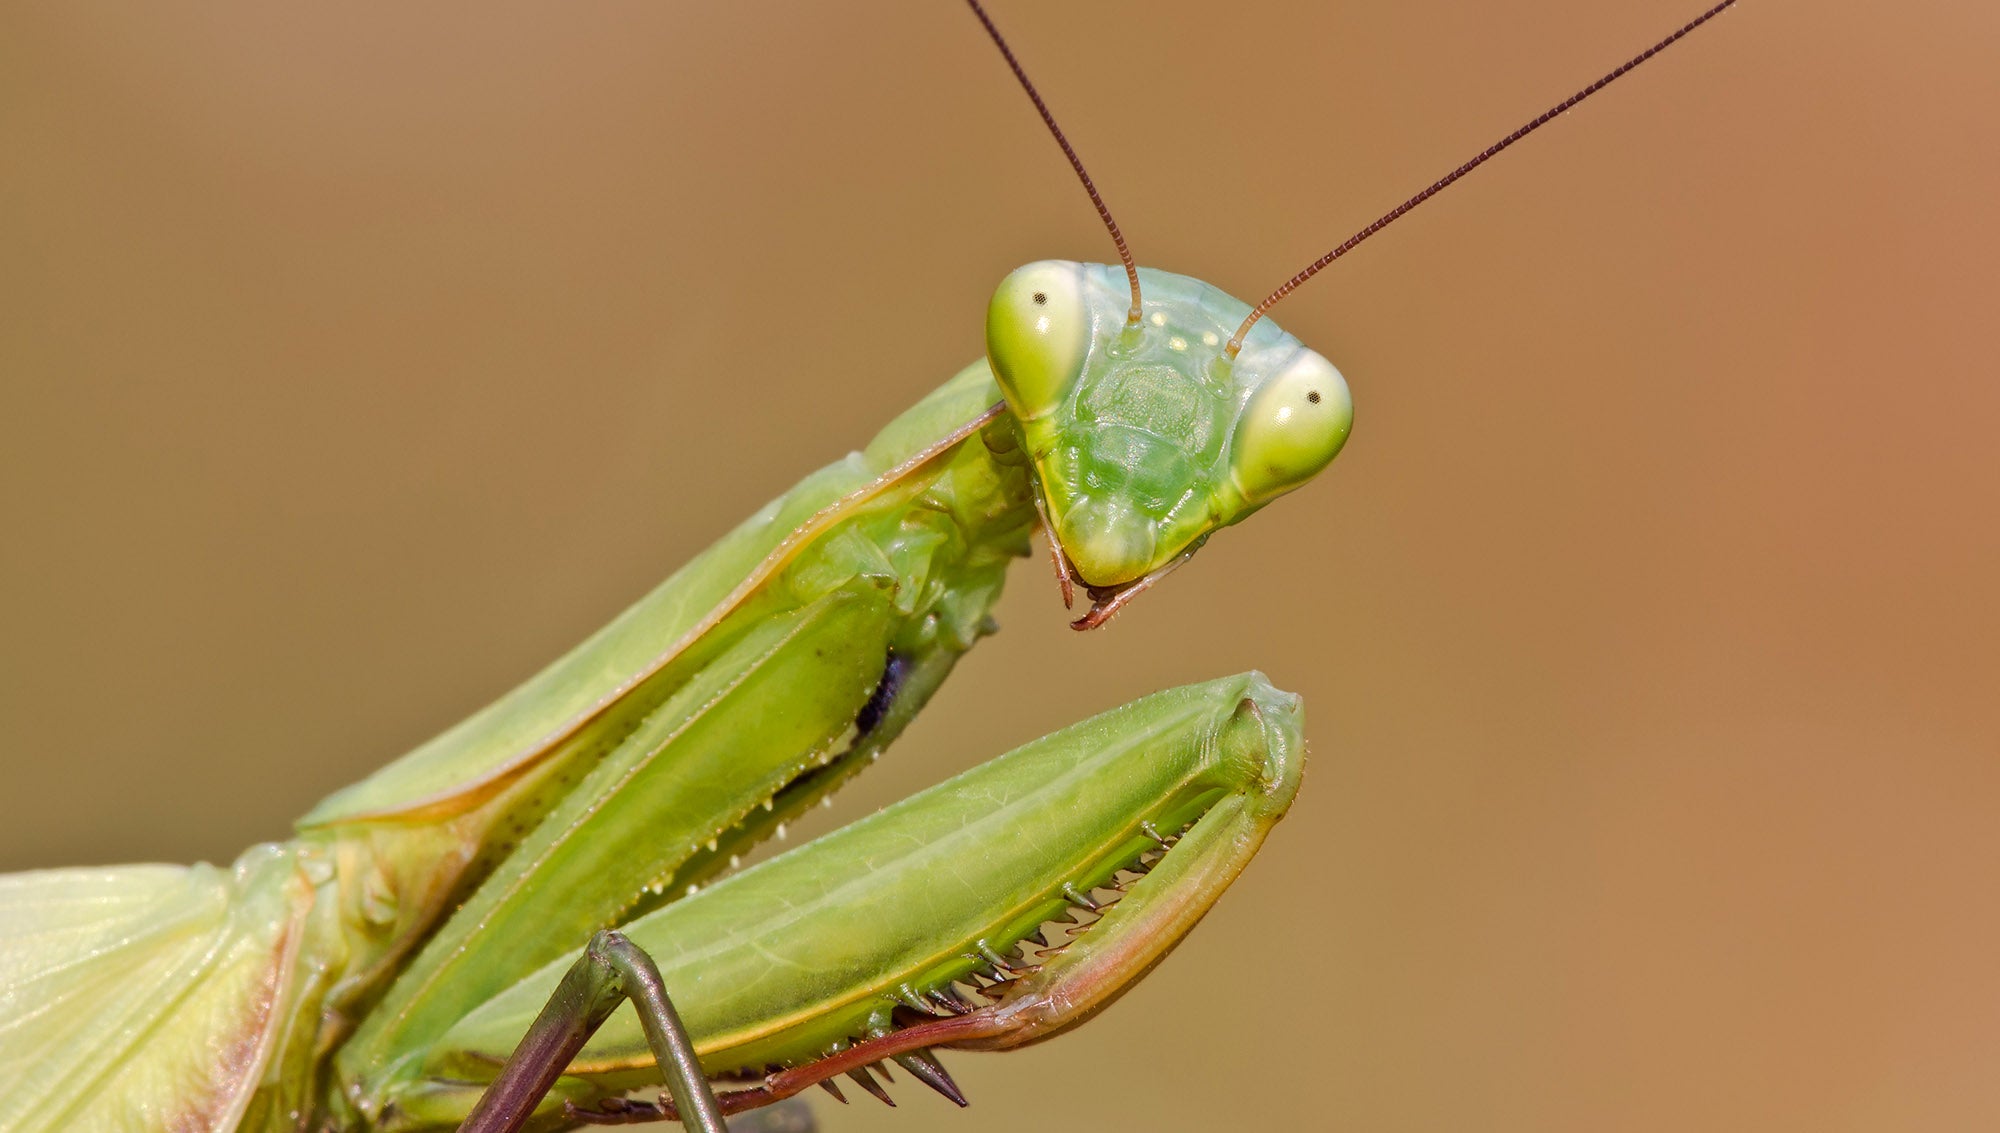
xmin=397 ymin=673 xmax=1302 ymax=1129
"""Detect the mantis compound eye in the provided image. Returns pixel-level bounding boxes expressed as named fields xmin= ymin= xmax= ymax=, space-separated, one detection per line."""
xmin=1228 ymin=349 xmax=1353 ymax=505
xmin=986 ymin=260 xmax=1090 ymax=422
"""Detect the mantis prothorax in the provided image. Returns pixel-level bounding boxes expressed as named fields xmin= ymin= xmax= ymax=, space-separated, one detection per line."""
xmin=0 ymin=3 xmax=1736 ymax=1130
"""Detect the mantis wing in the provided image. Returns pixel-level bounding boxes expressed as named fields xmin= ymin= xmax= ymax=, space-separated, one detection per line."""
xmin=0 ymin=848 xmax=311 ymax=1133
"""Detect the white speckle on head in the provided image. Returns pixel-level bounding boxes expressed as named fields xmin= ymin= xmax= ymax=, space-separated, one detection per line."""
xmin=1203 ymin=331 xmax=1220 ymax=346
xmin=685 ymin=883 xmax=699 ymax=898
xmin=1150 ymin=312 xmax=1167 ymax=327
xmin=776 ymin=822 xmax=788 ymax=841
xmin=1035 ymin=315 xmax=1051 ymax=334
xmin=1168 ymin=336 xmax=1187 ymax=351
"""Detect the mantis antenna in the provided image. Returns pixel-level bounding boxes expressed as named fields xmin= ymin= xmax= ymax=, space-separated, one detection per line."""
xmin=965 ymin=0 xmax=1144 ymax=325
xmin=1227 ymin=0 xmax=1740 ymax=356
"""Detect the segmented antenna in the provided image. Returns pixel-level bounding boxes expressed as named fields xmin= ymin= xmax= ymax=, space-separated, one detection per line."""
xmin=1227 ymin=0 xmax=1738 ymax=356
xmin=966 ymin=0 xmax=1143 ymax=324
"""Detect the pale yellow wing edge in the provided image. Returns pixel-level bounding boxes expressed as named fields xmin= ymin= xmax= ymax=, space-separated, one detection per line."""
xmin=0 ymin=845 xmax=313 ymax=1133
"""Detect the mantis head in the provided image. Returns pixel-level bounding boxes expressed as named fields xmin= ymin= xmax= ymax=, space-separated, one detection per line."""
xmin=987 ymin=261 xmax=1352 ymax=621
xmin=965 ymin=0 xmax=1735 ymax=626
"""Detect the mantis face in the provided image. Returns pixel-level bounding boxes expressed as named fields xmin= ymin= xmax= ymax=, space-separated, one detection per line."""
xmin=987 ymin=261 xmax=1354 ymax=607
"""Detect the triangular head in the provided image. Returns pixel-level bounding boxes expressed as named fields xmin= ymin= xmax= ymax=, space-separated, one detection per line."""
xmin=986 ymin=260 xmax=1353 ymax=623
xmin=966 ymin=0 xmax=1736 ymax=625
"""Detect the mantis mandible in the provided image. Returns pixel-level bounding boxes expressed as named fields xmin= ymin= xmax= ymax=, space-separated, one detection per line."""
xmin=0 ymin=3 xmax=1737 ymax=1130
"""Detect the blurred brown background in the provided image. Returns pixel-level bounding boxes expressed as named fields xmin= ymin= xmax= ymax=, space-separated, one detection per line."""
xmin=4 ymin=1 xmax=1997 ymax=1129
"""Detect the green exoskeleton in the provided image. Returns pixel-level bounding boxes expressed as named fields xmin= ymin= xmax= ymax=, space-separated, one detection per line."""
xmin=0 ymin=2 xmax=1736 ymax=1130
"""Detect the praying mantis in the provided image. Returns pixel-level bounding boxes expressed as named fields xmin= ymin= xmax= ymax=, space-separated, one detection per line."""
xmin=0 ymin=2 xmax=1743 ymax=1130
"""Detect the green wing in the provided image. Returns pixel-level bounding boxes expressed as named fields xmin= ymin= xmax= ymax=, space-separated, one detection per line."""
xmin=0 ymin=846 xmax=310 ymax=1133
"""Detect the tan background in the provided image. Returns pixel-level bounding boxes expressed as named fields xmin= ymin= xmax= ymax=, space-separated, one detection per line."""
xmin=4 ymin=1 xmax=1997 ymax=1129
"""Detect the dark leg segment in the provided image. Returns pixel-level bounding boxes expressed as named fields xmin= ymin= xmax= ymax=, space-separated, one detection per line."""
xmin=458 ymin=930 xmax=725 ymax=1133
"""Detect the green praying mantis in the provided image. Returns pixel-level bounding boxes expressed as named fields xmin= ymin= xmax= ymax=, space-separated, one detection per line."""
xmin=0 ymin=2 xmax=1739 ymax=1130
